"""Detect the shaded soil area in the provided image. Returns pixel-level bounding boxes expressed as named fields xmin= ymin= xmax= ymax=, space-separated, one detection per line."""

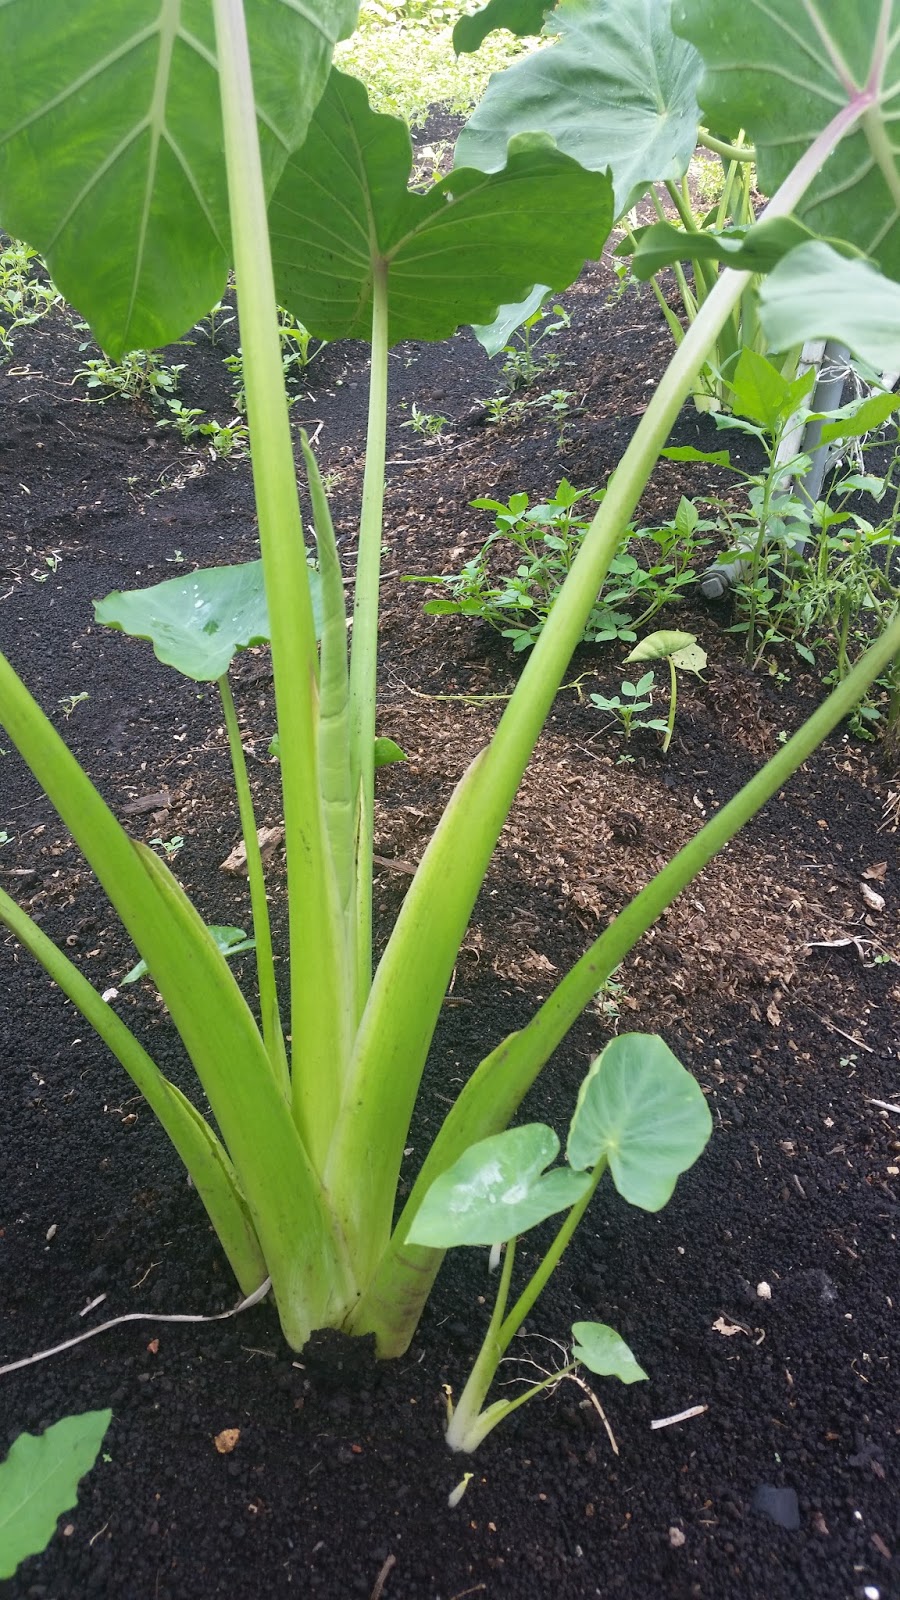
xmin=1 ymin=173 xmax=899 ymax=1598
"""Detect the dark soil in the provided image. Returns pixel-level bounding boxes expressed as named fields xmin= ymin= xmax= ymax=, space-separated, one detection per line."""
xmin=1 ymin=143 xmax=899 ymax=1600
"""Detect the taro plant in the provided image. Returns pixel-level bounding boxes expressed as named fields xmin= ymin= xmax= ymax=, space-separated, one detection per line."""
xmin=0 ymin=0 xmax=899 ymax=1410
xmin=409 ymin=1033 xmax=710 ymax=1452
xmin=623 ymin=629 xmax=707 ymax=752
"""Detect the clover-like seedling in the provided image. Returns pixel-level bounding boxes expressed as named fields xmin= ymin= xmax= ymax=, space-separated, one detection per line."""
xmin=590 ymin=670 xmax=668 ymax=739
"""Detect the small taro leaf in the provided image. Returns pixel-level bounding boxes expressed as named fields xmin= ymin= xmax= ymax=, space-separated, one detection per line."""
xmin=471 ymin=284 xmax=552 ymax=358
xmin=625 ymin=630 xmax=696 ymax=663
xmin=759 ymin=244 xmax=900 ymax=372
xmin=571 ymin=1322 xmax=648 ymax=1384
xmin=818 ymin=391 xmax=900 ymax=446
xmin=96 ymin=563 xmax=323 ymax=681
xmin=374 ymin=737 xmax=407 ymax=768
xmin=661 ymin=445 xmax=731 ymax=467
xmin=270 ymin=69 xmax=612 ymax=346
xmin=455 ymin=0 xmax=702 ymax=219
xmin=0 ymin=1410 xmax=111 ymax=1580
xmin=670 ymin=642 xmax=707 ymax=674
xmin=0 ymin=2 xmax=357 ymax=357
xmin=727 ymin=348 xmax=816 ymax=437
xmin=673 ymin=0 xmax=900 ymax=282
xmin=454 ymin=0 xmax=558 ymax=55
xmin=121 ymin=925 xmax=254 ymax=985
xmin=96 ymin=562 xmax=268 ymax=682
xmin=406 ymin=1123 xmax=591 ymax=1248
xmin=567 ymin=1032 xmax=712 ymax=1210
xmin=622 ymin=215 xmax=816 ymax=282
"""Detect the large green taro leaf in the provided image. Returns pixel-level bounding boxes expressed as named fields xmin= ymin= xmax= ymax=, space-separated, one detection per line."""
xmin=269 ymin=68 xmax=613 ymax=344
xmin=673 ymin=0 xmax=900 ymax=281
xmin=406 ymin=1123 xmax=591 ymax=1247
xmin=454 ymin=0 xmax=702 ymax=219
xmin=760 ymin=241 xmax=900 ymax=370
xmin=567 ymin=1033 xmax=711 ymax=1210
xmin=0 ymin=0 xmax=358 ymax=357
xmin=95 ymin=560 xmax=322 ymax=681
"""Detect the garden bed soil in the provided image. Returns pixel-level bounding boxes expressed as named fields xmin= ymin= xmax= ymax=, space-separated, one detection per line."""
xmin=1 ymin=176 xmax=899 ymax=1598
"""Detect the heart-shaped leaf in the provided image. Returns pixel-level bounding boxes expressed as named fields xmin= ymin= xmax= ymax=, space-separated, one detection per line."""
xmin=0 ymin=2 xmax=357 ymax=356
xmin=571 ymin=1322 xmax=648 ymax=1384
xmin=455 ymin=0 xmax=702 ymax=218
xmin=270 ymin=68 xmax=612 ymax=345
xmin=567 ymin=1033 xmax=711 ymax=1210
xmin=0 ymin=1411 xmax=111 ymax=1580
xmin=406 ymin=1123 xmax=591 ymax=1247
xmin=95 ymin=561 xmax=322 ymax=681
xmin=759 ymin=242 xmax=900 ymax=372
xmin=626 ymin=630 xmax=697 ymax=663
xmin=670 ymin=642 xmax=708 ymax=675
xmin=121 ymin=925 xmax=254 ymax=986
xmin=673 ymin=0 xmax=900 ymax=280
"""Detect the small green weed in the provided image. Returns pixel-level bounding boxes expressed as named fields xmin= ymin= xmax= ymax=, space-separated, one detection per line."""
xmin=500 ymin=302 xmax=570 ymax=390
xmin=0 ymin=237 xmax=63 ymax=358
xmin=590 ymin=672 xmax=669 ymax=738
xmin=414 ymin=483 xmax=714 ymax=652
xmin=76 ymin=348 xmax=184 ymax=405
xmin=400 ymin=402 xmax=449 ymax=440
xmin=58 ymin=692 xmax=89 ymax=718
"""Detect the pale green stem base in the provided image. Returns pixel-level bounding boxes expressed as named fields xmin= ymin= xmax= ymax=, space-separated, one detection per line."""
xmin=218 ymin=673 xmax=287 ymax=1090
xmin=445 ymin=1162 xmax=606 ymax=1452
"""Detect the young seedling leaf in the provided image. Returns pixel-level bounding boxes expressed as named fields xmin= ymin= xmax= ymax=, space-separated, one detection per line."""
xmin=470 ymin=284 xmax=552 ymax=358
xmin=819 ymin=390 xmax=900 ymax=445
xmin=567 ymin=1033 xmax=712 ymax=1209
xmin=455 ymin=0 xmax=702 ymax=217
xmin=95 ymin=562 xmax=323 ymax=682
xmin=571 ymin=1322 xmax=648 ymax=1384
xmin=406 ymin=1123 xmax=591 ymax=1247
xmin=727 ymin=348 xmax=816 ymax=437
xmin=374 ymin=738 xmax=407 ymax=768
xmin=625 ymin=631 xmax=696 ymax=663
xmin=270 ymin=69 xmax=612 ymax=345
xmin=0 ymin=1 xmax=357 ymax=356
xmin=759 ymin=244 xmax=900 ymax=372
xmin=454 ymin=0 xmax=558 ymax=55
xmin=0 ymin=1410 xmax=111 ymax=1580
xmin=121 ymin=925 xmax=255 ymax=986
xmin=674 ymin=0 xmax=900 ymax=280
